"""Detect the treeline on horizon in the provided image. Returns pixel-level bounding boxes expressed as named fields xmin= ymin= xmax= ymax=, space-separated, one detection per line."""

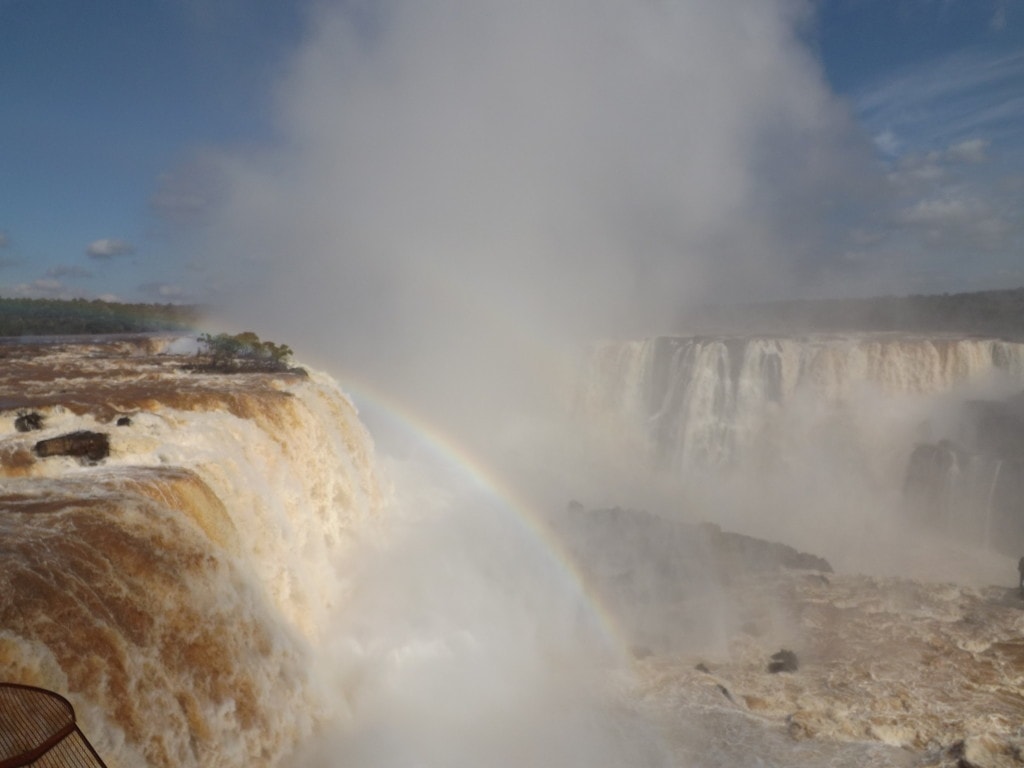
xmin=0 ymin=297 xmax=204 ymax=336
xmin=680 ymin=287 xmax=1024 ymax=340
xmin=2 ymin=288 xmax=1022 ymax=339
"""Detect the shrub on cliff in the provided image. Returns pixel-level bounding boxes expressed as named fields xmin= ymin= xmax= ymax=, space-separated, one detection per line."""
xmin=195 ymin=332 xmax=296 ymax=373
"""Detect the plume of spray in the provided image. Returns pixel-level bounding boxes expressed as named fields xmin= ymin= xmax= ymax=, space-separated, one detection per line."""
xmin=186 ymin=0 xmax=884 ymax=763
xmin=199 ymin=0 xmax=871 ymax=466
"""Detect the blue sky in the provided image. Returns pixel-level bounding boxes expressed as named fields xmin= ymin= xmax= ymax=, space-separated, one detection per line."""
xmin=0 ymin=0 xmax=1021 ymax=305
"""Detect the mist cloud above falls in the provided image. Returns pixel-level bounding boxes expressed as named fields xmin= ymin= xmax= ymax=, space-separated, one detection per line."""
xmin=201 ymin=0 xmax=873 ymax=452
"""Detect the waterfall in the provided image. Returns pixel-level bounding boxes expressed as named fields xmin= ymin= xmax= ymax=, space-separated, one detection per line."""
xmin=4 ymin=333 xmax=1024 ymax=767
xmin=577 ymin=334 xmax=1024 ymax=559
xmin=983 ymin=460 xmax=1003 ymax=547
xmin=0 ymin=338 xmax=381 ymax=768
xmin=579 ymin=335 xmax=1024 ymax=475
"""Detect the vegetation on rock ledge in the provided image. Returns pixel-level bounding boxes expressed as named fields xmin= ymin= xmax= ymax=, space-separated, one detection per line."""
xmin=193 ymin=332 xmax=298 ymax=373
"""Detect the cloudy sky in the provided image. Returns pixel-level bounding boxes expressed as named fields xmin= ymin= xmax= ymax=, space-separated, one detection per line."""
xmin=0 ymin=0 xmax=1020 ymax=309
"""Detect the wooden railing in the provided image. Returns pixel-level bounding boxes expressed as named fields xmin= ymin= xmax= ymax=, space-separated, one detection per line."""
xmin=0 ymin=684 xmax=108 ymax=768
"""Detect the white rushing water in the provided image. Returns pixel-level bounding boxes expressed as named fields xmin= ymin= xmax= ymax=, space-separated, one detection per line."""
xmin=575 ymin=335 xmax=1024 ymax=571
xmin=2 ymin=335 xmax=1024 ymax=768
xmin=0 ymin=338 xmax=381 ymax=766
xmin=578 ymin=335 xmax=1024 ymax=474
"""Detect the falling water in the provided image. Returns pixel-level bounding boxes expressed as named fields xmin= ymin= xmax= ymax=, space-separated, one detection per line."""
xmin=0 ymin=337 xmax=380 ymax=767
xmin=4 ymin=334 xmax=1024 ymax=768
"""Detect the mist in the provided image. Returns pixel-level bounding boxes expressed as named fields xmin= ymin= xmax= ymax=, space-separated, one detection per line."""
xmin=185 ymin=2 xmax=964 ymax=765
xmin=197 ymin=0 xmax=873 ymax=462
xmin=290 ymin=460 xmax=673 ymax=768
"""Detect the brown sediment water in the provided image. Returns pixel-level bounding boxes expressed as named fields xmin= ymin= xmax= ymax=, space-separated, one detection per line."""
xmin=0 ymin=336 xmax=381 ymax=768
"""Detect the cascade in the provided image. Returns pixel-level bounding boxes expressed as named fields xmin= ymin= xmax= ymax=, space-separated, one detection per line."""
xmin=6 ymin=334 xmax=1024 ymax=767
xmin=578 ymin=334 xmax=1024 ymax=555
xmin=984 ymin=459 xmax=1003 ymax=546
xmin=0 ymin=337 xmax=381 ymax=768
xmin=579 ymin=335 xmax=1024 ymax=476
xmin=904 ymin=389 xmax=1024 ymax=554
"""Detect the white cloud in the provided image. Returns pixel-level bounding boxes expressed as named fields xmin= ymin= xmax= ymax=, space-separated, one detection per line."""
xmin=899 ymin=196 xmax=975 ymax=225
xmin=853 ymin=49 xmax=1024 ymax=153
xmin=942 ymin=138 xmax=989 ymax=163
xmin=86 ymin=238 xmax=135 ymax=259
xmin=855 ymin=121 xmax=1022 ymax=284
xmin=895 ymin=191 xmax=1014 ymax=251
xmin=46 ymin=264 xmax=94 ymax=279
xmin=886 ymin=138 xmax=993 ymax=189
xmin=139 ymin=281 xmax=188 ymax=300
xmin=991 ymin=0 xmax=1008 ymax=30
xmin=873 ymin=129 xmax=901 ymax=157
xmin=5 ymin=277 xmax=121 ymax=301
xmin=9 ymin=278 xmax=72 ymax=299
xmin=888 ymin=161 xmax=944 ymax=186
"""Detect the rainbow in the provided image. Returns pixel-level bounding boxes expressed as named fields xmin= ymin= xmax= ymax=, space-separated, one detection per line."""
xmin=334 ymin=375 xmax=635 ymax=664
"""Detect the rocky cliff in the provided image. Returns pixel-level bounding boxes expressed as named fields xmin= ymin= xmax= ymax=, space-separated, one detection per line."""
xmin=0 ymin=336 xmax=380 ymax=768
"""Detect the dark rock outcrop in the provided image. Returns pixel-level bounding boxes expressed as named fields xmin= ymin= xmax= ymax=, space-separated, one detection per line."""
xmin=698 ymin=522 xmax=834 ymax=574
xmin=961 ymin=395 xmax=1024 ymax=457
xmin=549 ymin=503 xmax=833 ymax=654
xmin=14 ymin=412 xmax=43 ymax=432
xmin=768 ymin=649 xmax=798 ymax=674
xmin=904 ymin=440 xmax=960 ymax=522
xmin=116 ymin=416 xmax=132 ymax=427
xmin=34 ymin=431 xmax=110 ymax=462
xmin=904 ymin=391 xmax=1024 ymax=554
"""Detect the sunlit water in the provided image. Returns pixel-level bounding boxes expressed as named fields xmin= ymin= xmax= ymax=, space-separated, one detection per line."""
xmin=1 ymin=335 xmax=1023 ymax=768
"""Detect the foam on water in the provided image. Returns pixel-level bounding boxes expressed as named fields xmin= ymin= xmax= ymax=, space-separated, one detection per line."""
xmin=3 ymin=335 xmax=1024 ymax=768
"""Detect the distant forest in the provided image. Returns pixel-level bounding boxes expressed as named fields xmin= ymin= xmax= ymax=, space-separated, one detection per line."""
xmin=0 ymin=298 xmax=202 ymax=336
xmin=1 ymin=288 xmax=1022 ymax=339
xmin=679 ymin=287 xmax=1024 ymax=340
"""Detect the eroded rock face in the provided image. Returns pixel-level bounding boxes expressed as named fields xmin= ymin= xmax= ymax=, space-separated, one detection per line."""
xmin=904 ymin=391 xmax=1024 ymax=554
xmin=961 ymin=395 xmax=1024 ymax=457
xmin=548 ymin=504 xmax=833 ymax=655
xmin=699 ymin=522 xmax=833 ymax=575
xmin=34 ymin=431 xmax=110 ymax=462
xmin=14 ymin=412 xmax=43 ymax=432
xmin=768 ymin=649 xmax=798 ymax=674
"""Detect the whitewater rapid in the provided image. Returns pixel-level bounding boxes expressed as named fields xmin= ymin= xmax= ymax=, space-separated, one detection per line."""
xmin=0 ymin=336 xmax=380 ymax=766
xmin=578 ymin=335 xmax=1024 ymax=471
xmin=576 ymin=334 xmax=1024 ymax=570
xmin=2 ymin=334 xmax=1024 ymax=768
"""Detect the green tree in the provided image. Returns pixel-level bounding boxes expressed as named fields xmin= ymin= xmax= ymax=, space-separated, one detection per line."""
xmin=197 ymin=332 xmax=294 ymax=371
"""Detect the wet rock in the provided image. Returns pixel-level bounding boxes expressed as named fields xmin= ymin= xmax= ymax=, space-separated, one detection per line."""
xmin=786 ymin=710 xmax=821 ymax=741
xmin=34 ymin=431 xmax=110 ymax=462
xmin=14 ymin=412 xmax=43 ymax=432
xmin=904 ymin=440 xmax=962 ymax=523
xmin=549 ymin=504 xmax=835 ymax=654
xmin=700 ymin=522 xmax=834 ymax=574
xmin=768 ymin=649 xmax=798 ymax=673
xmin=905 ymin=391 xmax=1024 ymax=555
xmin=963 ymin=395 xmax=1024 ymax=457
xmin=946 ymin=735 xmax=1016 ymax=768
